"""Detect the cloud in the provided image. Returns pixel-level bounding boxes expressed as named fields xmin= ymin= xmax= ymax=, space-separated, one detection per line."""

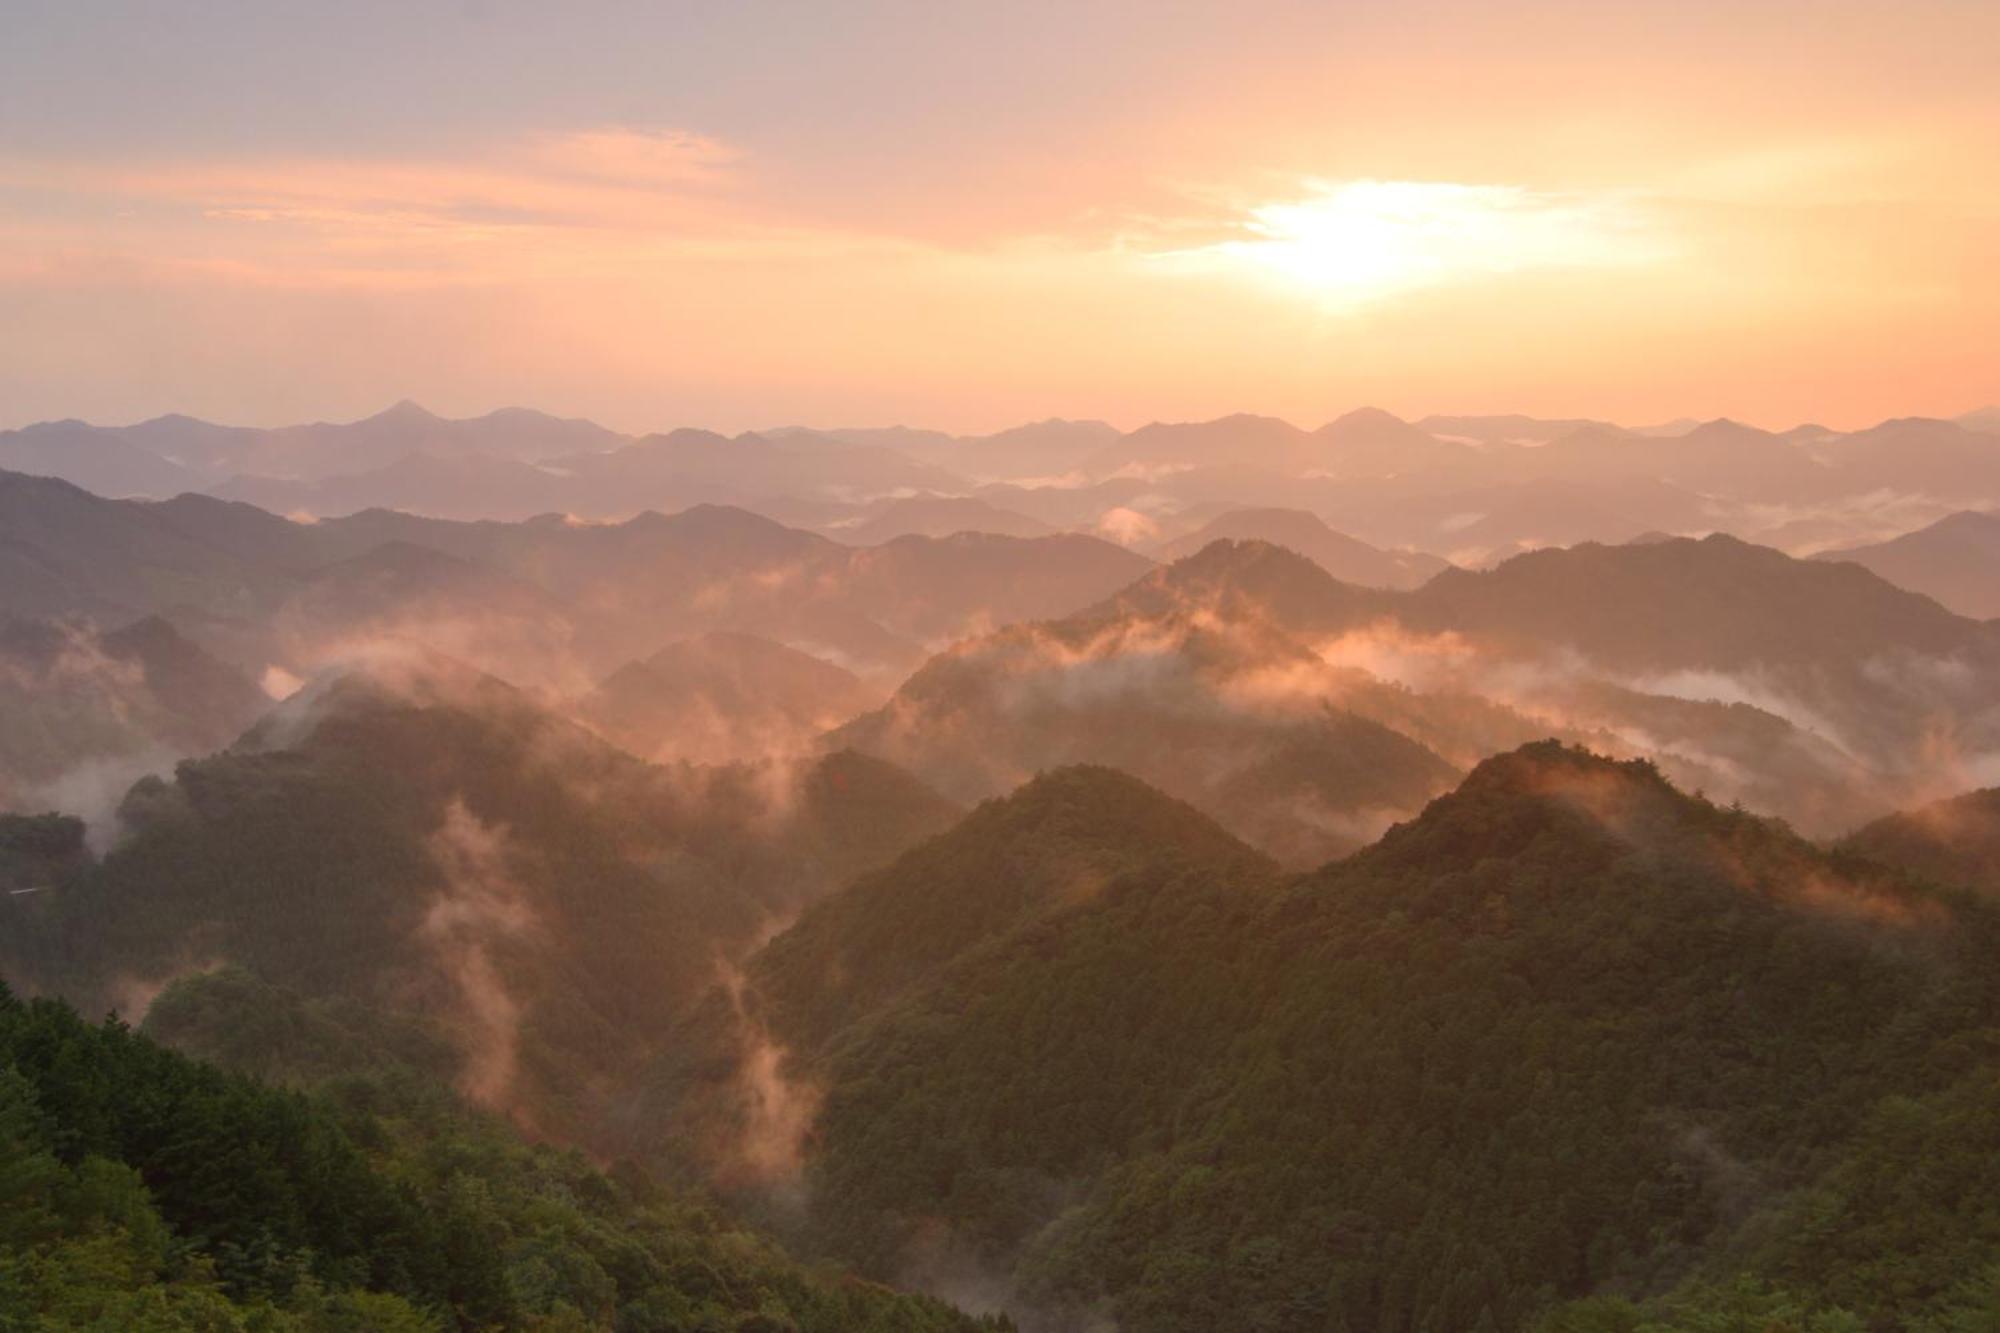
xmin=525 ymin=126 xmax=740 ymax=188
xmin=422 ymin=799 xmax=538 ymax=1120
xmin=0 ymin=124 xmax=843 ymax=294
xmin=259 ymin=665 xmax=305 ymax=700
xmin=711 ymin=952 xmax=821 ymax=1202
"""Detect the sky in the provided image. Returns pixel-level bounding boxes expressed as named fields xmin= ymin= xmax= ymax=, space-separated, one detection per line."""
xmin=2 ymin=0 xmax=1996 ymax=433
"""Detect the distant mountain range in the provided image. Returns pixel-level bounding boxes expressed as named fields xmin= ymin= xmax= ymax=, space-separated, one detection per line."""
xmin=7 ymin=402 xmax=1997 ymax=566
xmin=8 ymin=450 xmax=1996 ymax=854
xmin=0 ymin=467 xmax=1154 ymax=693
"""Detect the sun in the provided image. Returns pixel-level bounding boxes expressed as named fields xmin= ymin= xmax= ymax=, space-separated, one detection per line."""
xmin=1154 ymin=179 xmax=1664 ymax=307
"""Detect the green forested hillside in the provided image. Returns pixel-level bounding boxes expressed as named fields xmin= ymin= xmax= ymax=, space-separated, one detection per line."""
xmin=746 ymin=765 xmax=1274 ymax=1054
xmin=0 ymin=662 xmax=960 ymax=1148
xmin=634 ymin=767 xmax=1277 ymax=1194
xmin=1839 ymin=787 xmax=2000 ymax=896
xmin=681 ymin=743 xmax=2000 ymax=1332
xmin=0 ymin=975 xmax=1001 ymax=1331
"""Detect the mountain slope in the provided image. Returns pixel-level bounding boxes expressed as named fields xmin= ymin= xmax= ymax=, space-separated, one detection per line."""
xmin=0 ymin=470 xmax=310 ymax=624
xmin=0 ymin=657 xmax=960 ymax=1145
xmin=1840 ymin=787 xmax=2000 ymax=894
xmin=577 ymin=632 xmax=881 ymax=763
xmin=1386 ymin=535 xmax=2000 ymax=800
xmin=747 ymin=765 xmax=1272 ymax=1054
xmin=1080 ymin=414 xmax=1313 ymax=478
xmin=0 ymin=419 xmax=204 ymax=496
xmin=1399 ymin=533 xmax=1989 ymax=669
xmin=637 ymin=767 xmax=1277 ymax=1196
xmin=0 ymin=978 xmax=995 ymax=1332
xmin=745 ymin=745 xmax=2000 ymax=1331
xmin=1816 ymin=510 xmax=2000 ymax=620
xmin=1 ymin=473 xmax=1154 ymax=693
xmin=1312 ymin=405 xmax=1484 ymax=480
xmin=831 ymin=495 xmax=1057 ymax=544
xmin=3 ymin=401 xmax=630 ymax=492
xmin=0 ymin=615 xmax=268 ymax=815
xmin=1150 ymin=508 xmax=1447 ymax=589
xmin=830 ymin=553 xmax=1457 ymax=865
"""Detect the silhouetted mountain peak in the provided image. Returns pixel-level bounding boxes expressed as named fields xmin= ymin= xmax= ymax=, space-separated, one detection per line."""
xmin=1321 ymin=405 xmax=1412 ymax=433
xmin=1931 ymin=510 xmax=2000 ymax=537
xmin=364 ymin=399 xmax=439 ymax=423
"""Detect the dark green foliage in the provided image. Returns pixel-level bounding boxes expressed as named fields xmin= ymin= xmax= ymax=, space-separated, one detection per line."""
xmin=1840 ymin=788 xmax=2000 ymax=895
xmin=633 ymin=765 xmax=1275 ymax=1199
xmin=0 ymin=979 xmax=455 ymax=1321
xmin=701 ymin=743 xmax=2000 ymax=1331
xmin=752 ymin=765 xmax=1273 ymax=1053
xmin=0 ymin=976 xmax=1003 ymax=1331
xmin=0 ymin=673 xmax=957 ymax=1148
xmin=0 ymin=813 xmax=87 ymax=891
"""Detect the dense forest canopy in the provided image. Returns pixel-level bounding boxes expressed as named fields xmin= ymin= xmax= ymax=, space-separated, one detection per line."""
xmin=0 ymin=974 xmax=1005 ymax=1331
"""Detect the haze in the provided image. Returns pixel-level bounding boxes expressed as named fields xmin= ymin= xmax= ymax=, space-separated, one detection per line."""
xmin=4 ymin=0 xmax=1997 ymax=432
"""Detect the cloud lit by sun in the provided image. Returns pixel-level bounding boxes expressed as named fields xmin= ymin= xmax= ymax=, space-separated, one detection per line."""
xmin=1 ymin=1 xmax=1995 ymax=430
xmin=1152 ymin=180 xmax=1671 ymax=308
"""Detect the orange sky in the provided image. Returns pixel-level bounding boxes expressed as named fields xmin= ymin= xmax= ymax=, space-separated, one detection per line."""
xmin=1 ymin=1 xmax=1995 ymax=432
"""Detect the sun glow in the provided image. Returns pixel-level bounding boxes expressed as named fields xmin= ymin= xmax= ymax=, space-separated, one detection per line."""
xmin=1156 ymin=180 xmax=1668 ymax=307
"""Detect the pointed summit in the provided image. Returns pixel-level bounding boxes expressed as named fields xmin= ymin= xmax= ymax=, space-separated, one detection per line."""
xmin=746 ymin=763 xmax=1274 ymax=1050
xmin=367 ymin=398 xmax=437 ymax=422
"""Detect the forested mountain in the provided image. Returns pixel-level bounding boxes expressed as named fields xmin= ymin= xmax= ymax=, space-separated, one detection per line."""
xmin=742 ymin=765 xmax=1273 ymax=1053
xmin=577 ymin=632 xmax=882 ymax=764
xmin=0 ymin=978 xmax=1000 ymax=1331
xmin=657 ymin=744 xmax=2000 ymax=1332
xmin=1398 ymin=533 xmax=1993 ymax=670
xmin=1817 ymin=510 xmax=2000 ymax=620
xmin=9 ymin=401 xmax=2000 ymax=1332
xmin=1840 ymin=787 xmax=2000 ymax=895
xmin=0 ymin=615 xmax=269 ymax=815
xmin=1095 ymin=535 xmax=2000 ymax=832
xmin=1383 ymin=536 xmax=2000 ymax=820
xmin=12 ymin=0 xmax=2000 ymax=1321
xmin=829 ymin=550 xmax=1459 ymax=865
xmin=636 ymin=767 xmax=1277 ymax=1206
xmin=0 ymin=471 xmax=313 ymax=624
xmin=0 ymin=469 xmax=1150 ymax=691
xmin=0 ymin=656 xmax=960 ymax=1147
xmin=832 ymin=531 xmax=2000 ymax=849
